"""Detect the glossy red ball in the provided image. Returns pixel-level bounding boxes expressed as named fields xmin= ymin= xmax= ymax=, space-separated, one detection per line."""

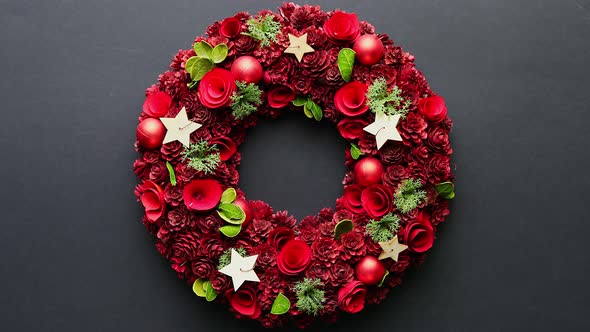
xmin=353 ymin=34 xmax=384 ymax=65
xmin=136 ymin=118 xmax=166 ymax=149
xmin=233 ymin=197 xmax=253 ymax=226
xmin=231 ymin=56 xmax=263 ymax=83
xmin=355 ymin=256 xmax=386 ymax=286
xmin=353 ymin=157 xmax=384 ymax=186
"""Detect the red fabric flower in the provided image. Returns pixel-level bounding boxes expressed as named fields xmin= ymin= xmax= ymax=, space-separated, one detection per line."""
xmin=136 ymin=180 xmax=165 ymax=222
xmin=334 ymin=82 xmax=369 ymax=117
xmin=337 ymin=117 xmax=369 ymax=139
xmin=277 ymin=240 xmax=312 ymax=275
xmin=219 ymin=17 xmax=242 ymax=38
xmin=323 ymin=12 xmax=360 ymax=43
xmin=399 ymin=212 xmax=435 ymax=253
xmin=228 ymin=284 xmax=261 ymax=319
xmin=342 ymin=184 xmax=364 ymax=214
xmin=361 ymin=184 xmax=393 ymax=218
xmin=143 ymin=91 xmax=171 ymax=117
xmin=267 ymin=226 xmax=295 ymax=251
xmin=182 ymin=179 xmax=222 ymax=211
xmin=267 ymin=85 xmax=296 ymax=108
xmin=198 ymin=68 xmax=237 ymax=109
xmin=418 ymin=95 xmax=447 ymax=123
xmin=210 ymin=136 xmax=237 ymax=161
xmin=337 ymin=281 xmax=366 ymax=314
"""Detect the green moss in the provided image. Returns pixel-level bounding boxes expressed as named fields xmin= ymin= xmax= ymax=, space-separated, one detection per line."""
xmin=294 ymin=278 xmax=325 ymax=316
xmin=366 ymin=77 xmax=411 ymax=117
xmin=366 ymin=213 xmax=401 ymax=242
xmin=394 ymin=178 xmax=427 ymax=214
xmin=181 ymin=140 xmax=220 ymax=174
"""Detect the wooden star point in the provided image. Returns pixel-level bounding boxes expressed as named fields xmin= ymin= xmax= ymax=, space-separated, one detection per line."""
xmin=284 ymin=33 xmax=314 ymax=62
xmin=378 ymin=235 xmax=408 ymax=261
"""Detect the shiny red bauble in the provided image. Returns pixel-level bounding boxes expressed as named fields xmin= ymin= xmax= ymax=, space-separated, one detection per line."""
xmin=355 ymin=256 xmax=386 ymax=285
xmin=230 ymin=56 xmax=263 ymax=83
xmin=233 ymin=197 xmax=253 ymax=226
xmin=353 ymin=157 xmax=384 ymax=186
xmin=136 ymin=118 xmax=166 ymax=149
xmin=353 ymin=34 xmax=384 ymax=65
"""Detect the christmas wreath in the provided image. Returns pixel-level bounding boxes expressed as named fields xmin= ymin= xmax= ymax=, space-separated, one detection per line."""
xmin=134 ymin=3 xmax=454 ymax=328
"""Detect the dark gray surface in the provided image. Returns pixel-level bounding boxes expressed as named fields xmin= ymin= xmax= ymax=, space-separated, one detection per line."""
xmin=1 ymin=0 xmax=589 ymax=331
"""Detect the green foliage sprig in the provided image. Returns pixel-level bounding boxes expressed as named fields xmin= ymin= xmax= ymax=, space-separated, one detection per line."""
xmin=243 ymin=14 xmax=281 ymax=47
xmin=231 ymin=81 xmax=262 ymax=120
xmin=394 ymin=178 xmax=427 ymax=214
xmin=217 ymin=247 xmax=247 ymax=270
xmin=181 ymin=140 xmax=220 ymax=174
xmin=294 ymin=278 xmax=325 ymax=316
xmin=366 ymin=213 xmax=401 ymax=243
xmin=366 ymin=77 xmax=412 ymax=117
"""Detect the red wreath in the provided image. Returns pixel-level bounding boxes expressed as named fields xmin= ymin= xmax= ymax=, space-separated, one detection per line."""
xmin=134 ymin=3 xmax=454 ymax=328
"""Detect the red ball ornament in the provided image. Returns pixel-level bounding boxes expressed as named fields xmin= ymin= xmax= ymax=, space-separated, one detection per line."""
xmin=231 ymin=56 xmax=263 ymax=83
xmin=233 ymin=197 xmax=253 ymax=226
xmin=354 ymin=157 xmax=384 ymax=186
xmin=355 ymin=256 xmax=386 ymax=286
xmin=136 ymin=118 xmax=166 ymax=149
xmin=353 ymin=34 xmax=384 ymax=65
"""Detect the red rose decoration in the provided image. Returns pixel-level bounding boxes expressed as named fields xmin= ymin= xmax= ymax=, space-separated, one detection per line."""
xmin=198 ymin=68 xmax=237 ymax=109
xmin=342 ymin=184 xmax=365 ymax=213
xmin=210 ymin=136 xmax=237 ymax=161
xmin=228 ymin=285 xmax=261 ymax=319
xmin=268 ymin=226 xmax=295 ymax=251
xmin=337 ymin=281 xmax=367 ymax=314
xmin=143 ymin=91 xmax=171 ymax=117
xmin=361 ymin=184 xmax=392 ymax=218
xmin=418 ymin=95 xmax=447 ymax=123
xmin=323 ymin=12 xmax=360 ymax=43
xmin=267 ymin=85 xmax=296 ymax=108
xmin=334 ymin=82 xmax=369 ymax=117
xmin=137 ymin=180 xmax=165 ymax=222
xmin=182 ymin=179 xmax=223 ymax=211
xmin=399 ymin=212 xmax=435 ymax=253
xmin=277 ymin=240 xmax=312 ymax=275
xmin=337 ymin=118 xmax=369 ymax=139
xmin=219 ymin=17 xmax=242 ymax=38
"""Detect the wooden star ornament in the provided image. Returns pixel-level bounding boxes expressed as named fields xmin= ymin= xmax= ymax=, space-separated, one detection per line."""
xmin=159 ymin=107 xmax=202 ymax=147
xmin=284 ymin=33 xmax=314 ymax=62
xmin=378 ymin=235 xmax=408 ymax=261
xmin=218 ymin=249 xmax=260 ymax=291
xmin=363 ymin=111 xmax=403 ymax=150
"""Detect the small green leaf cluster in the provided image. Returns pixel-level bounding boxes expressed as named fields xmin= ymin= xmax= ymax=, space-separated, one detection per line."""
xmin=230 ymin=81 xmax=262 ymax=120
xmin=394 ymin=178 xmax=427 ymax=214
xmin=192 ymin=279 xmax=217 ymax=301
xmin=216 ymin=188 xmax=247 ymax=237
xmin=292 ymin=96 xmax=322 ymax=121
xmin=294 ymin=278 xmax=325 ymax=316
xmin=186 ymin=41 xmax=229 ymax=88
xmin=217 ymin=247 xmax=247 ymax=270
xmin=350 ymin=143 xmax=363 ymax=160
xmin=337 ymin=48 xmax=356 ymax=82
xmin=366 ymin=77 xmax=412 ymax=117
xmin=366 ymin=213 xmax=401 ymax=243
xmin=435 ymin=181 xmax=455 ymax=199
xmin=181 ymin=140 xmax=220 ymax=175
xmin=243 ymin=14 xmax=281 ymax=47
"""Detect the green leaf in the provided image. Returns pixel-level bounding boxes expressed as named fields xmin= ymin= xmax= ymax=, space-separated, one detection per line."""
xmin=192 ymin=279 xmax=206 ymax=297
xmin=211 ymin=43 xmax=228 ymax=63
xmin=377 ymin=270 xmax=390 ymax=287
xmin=185 ymin=56 xmax=199 ymax=73
xmin=435 ymin=182 xmax=455 ymax=200
xmin=189 ymin=57 xmax=215 ymax=82
xmin=310 ymin=101 xmax=323 ymax=121
xmin=219 ymin=224 xmax=242 ymax=238
xmin=218 ymin=203 xmax=244 ymax=219
xmin=337 ymin=48 xmax=356 ymax=82
xmin=165 ymin=161 xmax=177 ymax=186
xmin=334 ymin=219 xmax=354 ymax=240
xmin=194 ymin=41 xmax=213 ymax=59
xmin=292 ymin=95 xmax=308 ymax=107
xmin=217 ymin=208 xmax=246 ymax=224
xmin=187 ymin=80 xmax=199 ymax=89
xmin=350 ymin=143 xmax=362 ymax=160
xmin=302 ymin=101 xmax=313 ymax=118
xmin=220 ymin=188 xmax=237 ymax=204
xmin=270 ymin=293 xmax=291 ymax=315
xmin=202 ymin=280 xmax=218 ymax=301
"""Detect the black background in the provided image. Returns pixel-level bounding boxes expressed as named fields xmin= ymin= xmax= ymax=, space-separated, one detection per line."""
xmin=1 ymin=0 xmax=589 ymax=331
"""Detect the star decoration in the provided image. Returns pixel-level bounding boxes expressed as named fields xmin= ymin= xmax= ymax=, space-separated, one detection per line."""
xmin=159 ymin=107 xmax=202 ymax=147
xmin=284 ymin=33 xmax=314 ymax=62
xmin=378 ymin=235 xmax=408 ymax=261
xmin=363 ymin=111 xmax=403 ymax=150
xmin=218 ymin=249 xmax=260 ymax=291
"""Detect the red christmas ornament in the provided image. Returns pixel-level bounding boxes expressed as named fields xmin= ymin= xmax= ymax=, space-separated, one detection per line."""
xmin=353 ymin=34 xmax=384 ymax=65
xmin=355 ymin=256 xmax=386 ymax=286
xmin=136 ymin=118 xmax=166 ymax=149
xmin=231 ymin=56 xmax=263 ymax=83
xmin=354 ymin=157 xmax=384 ymax=186
xmin=233 ymin=197 xmax=253 ymax=226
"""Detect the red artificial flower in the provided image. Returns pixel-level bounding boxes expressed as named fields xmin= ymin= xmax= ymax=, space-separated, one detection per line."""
xmin=399 ymin=211 xmax=435 ymax=253
xmin=137 ymin=180 xmax=165 ymax=222
xmin=361 ymin=184 xmax=393 ymax=218
xmin=337 ymin=117 xmax=369 ymax=139
xmin=267 ymin=226 xmax=295 ymax=251
xmin=182 ymin=179 xmax=223 ymax=211
xmin=337 ymin=280 xmax=367 ymax=314
xmin=143 ymin=91 xmax=171 ymax=117
xmin=342 ymin=184 xmax=365 ymax=213
xmin=210 ymin=136 xmax=237 ymax=161
xmin=219 ymin=17 xmax=242 ymax=38
xmin=228 ymin=284 xmax=261 ymax=319
xmin=198 ymin=68 xmax=237 ymax=109
xmin=267 ymin=85 xmax=296 ymax=108
xmin=277 ymin=240 xmax=312 ymax=275
xmin=323 ymin=12 xmax=360 ymax=43
xmin=334 ymin=82 xmax=369 ymax=117
xmin=418 ymin=95 xmax=447 ymax=123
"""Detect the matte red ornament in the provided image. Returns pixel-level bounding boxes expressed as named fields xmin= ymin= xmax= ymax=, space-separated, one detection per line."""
xmin=353 ymin=34 xmax=384 ymax=65
xmin=355 ymin=256 xmax=386 ymax=286
xmin=136 ymin=118 xmax=166 ymax=150
xmin=231 ymin=56 xmax=263 ymax=83
xmin=233 ymin=197 xmax=252 ymax=226
xmin=353 ymin=157 xmax=384 ymax=186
